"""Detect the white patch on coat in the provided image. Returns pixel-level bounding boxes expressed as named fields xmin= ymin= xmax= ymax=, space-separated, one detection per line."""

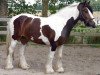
xmin=51 ymin=3 xmax=80 ymax=20
xmin=31 ymin=36 xmax=34 ymax=41
xmin=39 ymin=29 xmax=50 ymax=45
xmin=87 ymin=8 xmax=94 ymax=19
xmin=87 ymin=8 xmax=96 ymax=25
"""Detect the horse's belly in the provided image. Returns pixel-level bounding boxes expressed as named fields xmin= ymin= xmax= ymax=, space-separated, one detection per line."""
xmin=32 ymin=39 xmax=46 ymax=45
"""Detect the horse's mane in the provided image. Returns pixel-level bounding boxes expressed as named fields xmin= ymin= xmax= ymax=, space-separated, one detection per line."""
xmin=67 ymin=2 xmax=80 ymax=7
xmin=50 ymin=2 xmax=79 ymax=17
xmin=58 ymin=2 xmax=79 ymax=12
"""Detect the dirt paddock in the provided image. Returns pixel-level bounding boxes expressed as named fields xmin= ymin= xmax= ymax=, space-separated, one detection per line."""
xmin=0 ymin=44 xmax=100 ymax=75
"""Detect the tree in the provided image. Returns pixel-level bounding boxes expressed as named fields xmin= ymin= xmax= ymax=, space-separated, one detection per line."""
xmin=8 ymin=0 xmax=36 ymax=16
xmin=0 ymin=0 xmax=8 ymax=17
xmin=90 ymin=0 xmax=100 ymax=11
xmin=42 ymin=0 xmax=49 ymax=17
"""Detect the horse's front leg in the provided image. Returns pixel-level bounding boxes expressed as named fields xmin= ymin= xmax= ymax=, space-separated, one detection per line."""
xmin=19 ymin=44 xmax=30 ymax=70
xmin=56 ymin=45 xmax=64 ymax=73
xmin=46 ymin=41 xmax=57 ymax=73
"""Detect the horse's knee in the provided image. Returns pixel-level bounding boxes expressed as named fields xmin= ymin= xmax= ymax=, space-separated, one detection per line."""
xmin=8 ymin=40 xmax=17 ymax=52
xmin=8 ymin=47 xmax=14 ymax=55
xmin=11 ymin=40 xmax=17 ymax=47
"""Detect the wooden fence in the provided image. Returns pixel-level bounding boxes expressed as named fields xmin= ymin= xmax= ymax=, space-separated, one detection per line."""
xmin=0 ymin=18 xmax=100 ymax=45
xmin=0 ymin=18 xmax=10 ymax=35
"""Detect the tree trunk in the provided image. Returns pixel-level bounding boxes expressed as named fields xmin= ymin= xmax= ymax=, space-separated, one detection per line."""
xmin=0 ymin=0 xmax=8 ymax=17
xmin=42 ymin=0 xmax=49 ymax=17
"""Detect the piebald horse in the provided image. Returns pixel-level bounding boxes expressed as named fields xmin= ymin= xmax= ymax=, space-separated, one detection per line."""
xmin=6 ymin=1 xmax=96 ymax=73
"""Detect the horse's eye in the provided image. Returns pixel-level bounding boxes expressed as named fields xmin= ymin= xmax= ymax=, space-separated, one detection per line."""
xmin=84 ymin=10 xmax=88 ymax=13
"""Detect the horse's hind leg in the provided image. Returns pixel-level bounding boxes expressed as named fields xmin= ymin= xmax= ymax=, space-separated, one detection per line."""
xmin=19 ymin=44 xmax=30 ymax=70
xmin=56 ymin=45 xmax=64 ymax=73
xmin=5 ymin=39 xmax=18 ymax=69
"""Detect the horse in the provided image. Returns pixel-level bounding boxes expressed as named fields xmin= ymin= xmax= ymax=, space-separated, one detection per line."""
xmin=5 ymin=1 xmax=96 ymax=73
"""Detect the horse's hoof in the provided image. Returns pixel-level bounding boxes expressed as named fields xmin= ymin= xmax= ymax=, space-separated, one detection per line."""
xmin=19 ymin=64 xmax=30 ymax=70
xmin=46 ymin=68 xmax=55 ymax=74
xmin=5 ymin=65 xmax=14 ymax=70
xmin=56 ymin=67 xmax=64 ymax=73
xmin=19 ymin=62 xmax=30 ymax=70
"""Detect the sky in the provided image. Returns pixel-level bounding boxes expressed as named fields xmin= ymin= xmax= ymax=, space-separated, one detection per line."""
xmin=25 ymin=0 xmax=36 ymax=5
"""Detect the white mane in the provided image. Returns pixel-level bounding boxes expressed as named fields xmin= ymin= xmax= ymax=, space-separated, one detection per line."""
xmin=49 ymin=2 xmax=80 ymax=20
xmin=68 ymin=2 xmax=80 ymax=7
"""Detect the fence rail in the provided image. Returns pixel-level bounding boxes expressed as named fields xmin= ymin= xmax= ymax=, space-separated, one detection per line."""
xmin=0 ymin=18 xmax=10 ymax=21
xmin=0 ymin=18 xmax=100 ymax=45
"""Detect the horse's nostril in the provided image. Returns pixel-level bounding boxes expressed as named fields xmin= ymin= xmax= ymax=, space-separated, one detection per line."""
xmin=92 ymin=23 xmax=96 ymax=28
xmin=89 ymin=21 xmax=96 ymax=28
xmin=92 ymin=26 xmax=96 ymax=28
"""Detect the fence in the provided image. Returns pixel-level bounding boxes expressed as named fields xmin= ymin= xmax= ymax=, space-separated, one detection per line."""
xmin=70 ymin=28 xmax=100 ymax=46
xmin=0 ymin=18 xmax=100 ymax=46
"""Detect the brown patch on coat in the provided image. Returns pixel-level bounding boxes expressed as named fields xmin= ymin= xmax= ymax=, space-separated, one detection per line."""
xmin=42 ymin=25 xmax=57 ymax=51
xmin=30 ymin=18 xmax=45 ymax=44
xmin=12 ymin=15 xmax=28 ymax=40
xmin=56 ymin=17 xmax=76 ymax=46
xmin=12 ymin=15 xmax=45 ymax=45
xmin=42 ymin=25 xmax=55 ymax=41
xmin=56 ymin=37 xmax=66 ymax=46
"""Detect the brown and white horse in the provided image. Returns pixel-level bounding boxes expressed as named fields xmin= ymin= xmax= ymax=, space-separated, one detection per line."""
xmin=5 ymin=1 xmax=96 ymax=73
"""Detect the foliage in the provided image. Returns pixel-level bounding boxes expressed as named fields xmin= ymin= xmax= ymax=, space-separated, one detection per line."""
xmin=8 ymin=0 xmax=36 ymax=17
xmin=8 ymin=0 xmax=100 ymax=16
xmin=90 ymin=0 xmax=100 ymax=11
xmin=49 ymin=0 xmax=100 ymax=14
xmin=0 ymin=35 xmax=6 ymax=42
xmin=71 ymin=27 xmax=100 ymax=45
xmin=49 ymin=0 xmax=57 ymax=14
xmin=68 ymin=36 xmax=77 ymax=44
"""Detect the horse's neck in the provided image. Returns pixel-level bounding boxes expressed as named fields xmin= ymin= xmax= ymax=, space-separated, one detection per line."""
xmin=49 ymin=6 xmax=80 ymax=40
xmin=50 ymin=6 xmax=79 ymax=37
xmin=61 ymin=17 xmax=78 ymax=39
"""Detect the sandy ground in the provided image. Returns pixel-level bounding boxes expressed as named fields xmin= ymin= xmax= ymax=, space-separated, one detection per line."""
xmin=0 ymin=44 xmax=100 ymax=75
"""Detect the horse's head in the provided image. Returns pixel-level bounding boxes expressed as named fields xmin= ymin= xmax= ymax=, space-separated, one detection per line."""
xmin=78 ymin=1 xmax=96 ymax=28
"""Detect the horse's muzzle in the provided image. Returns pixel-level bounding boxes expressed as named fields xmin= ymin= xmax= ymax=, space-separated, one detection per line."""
xmin=88 ymin=20 xmax=96 ymax=28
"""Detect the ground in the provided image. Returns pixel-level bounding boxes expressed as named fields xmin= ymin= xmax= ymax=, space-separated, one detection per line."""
xmin=0 ymin=44 xmax=100 ymax=75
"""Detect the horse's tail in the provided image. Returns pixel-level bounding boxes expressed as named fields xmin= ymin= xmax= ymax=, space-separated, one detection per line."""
xmin=6 ymin=21 xmax=11 ymax=55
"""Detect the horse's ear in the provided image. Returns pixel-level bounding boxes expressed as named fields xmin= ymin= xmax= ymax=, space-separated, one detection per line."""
xmin=83 ymin=1 xmax=87 ymax=6
xmin=87 ymin=1 xmax=90 ymax=5
xmin=83 ymin=0 xmax=87 ymax=3
xmin=83 ymin=0 xmax=90 ymax=7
